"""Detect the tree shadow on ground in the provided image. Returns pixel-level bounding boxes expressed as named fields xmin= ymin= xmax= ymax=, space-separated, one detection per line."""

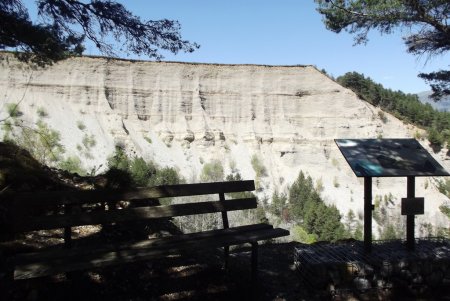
xmin=5 ymin=241 xmax=313 ymax=301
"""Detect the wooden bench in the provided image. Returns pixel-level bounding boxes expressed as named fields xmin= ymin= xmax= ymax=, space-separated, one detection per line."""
xmin=0 ymin=180 xmax=289 ymax=281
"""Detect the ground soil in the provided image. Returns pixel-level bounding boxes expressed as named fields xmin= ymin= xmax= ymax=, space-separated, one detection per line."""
xmin=4 ymin=241 xmax=310 ymax=301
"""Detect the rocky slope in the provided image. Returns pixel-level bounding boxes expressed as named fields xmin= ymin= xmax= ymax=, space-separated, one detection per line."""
xmin=0 ymin=52 xmax=449 ymax=236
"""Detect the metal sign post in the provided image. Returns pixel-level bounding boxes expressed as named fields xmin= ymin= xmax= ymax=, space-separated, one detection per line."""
xmin=364 ymin=177 xmax=373 ymax=252
xmin=335 ymin=139 xmax=449 ymax=253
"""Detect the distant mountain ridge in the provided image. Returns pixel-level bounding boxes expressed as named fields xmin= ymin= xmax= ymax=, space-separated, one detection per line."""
xmin=417 ymin=91 xmax=450 ymax=112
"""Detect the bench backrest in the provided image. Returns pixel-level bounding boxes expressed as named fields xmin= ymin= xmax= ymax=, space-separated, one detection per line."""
xmin=2 ymin=180 xmax=256 ymax=236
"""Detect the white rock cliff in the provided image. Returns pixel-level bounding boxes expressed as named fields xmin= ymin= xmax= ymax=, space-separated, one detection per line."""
xmin=0 ymin=53 xmax=448 ymax=236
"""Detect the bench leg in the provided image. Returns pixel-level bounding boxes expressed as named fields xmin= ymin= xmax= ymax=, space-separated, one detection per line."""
xmin=223 ymin=246 xmax=229 ymax=270
xmin=251 ymin=242 xmax=258 ymax=283
xmin=0 ymin=269 xmax=14 ymax=297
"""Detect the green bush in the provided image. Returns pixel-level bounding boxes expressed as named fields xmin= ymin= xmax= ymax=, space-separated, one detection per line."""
xmin=251 ymin=154 xmax=267 ymax=177
xmin=59 ymin=156 xmax=86 ymax=175
xmin=428 ymin=128 xmax=444 ymax=148
xmin=2 ymin=120 xmax=13 ymax=140
xmin=129 ymin=157 xmax=155 ymax=187
xmin=225 ymin=172 xmax=243 ymax=182
xmin=37 ymin=107 xmax=48 ymax=118
xmin=200 ymin=160 xmax=224 ymax=182
xmin=1 ymin=114 xmax=65 ymax=165
xmin=103 ymin=167 xmax=132 ymax=188
xmin=292 ymin=225 xmax=317 ymax=244
xmin=379 ymin=224 xmax=400 ymax=240
xmin=269 ymin=190 xmax=287 ymax=219
xmin=106 ymin=146 xmax=182 ymax=188
xmin=333 ymin=176 xmax=340 ymax=188
xmin=437 ymin=178 xmax=450 ymax=196
xmin=143 ymin=136 xmax=152 ymax=144
xmin=152 ymin=167 xmax=181 ymax=186
xmin=17 ymin=120 xmax=65 ymax=164
xmin=107 ymin=145 xmax=130 ymax=171
xmin=288 ymin=171 xmax=347 ymax=242
xmin=77 ymin=120 xmax=86 ymax=131
xmin=378 ymin=111 xmax=388 ymax=123
xmin=6 ymin=103 xmax=21 ymax=117
xmin=82 ymin=134 xmax=96 ymax=149
xmin=439 ymin=204 xmax=450 ymax=219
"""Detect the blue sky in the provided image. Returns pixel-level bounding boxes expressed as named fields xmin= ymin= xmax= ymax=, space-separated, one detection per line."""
xmin=26 ymin=0 xmax=450 ymax=94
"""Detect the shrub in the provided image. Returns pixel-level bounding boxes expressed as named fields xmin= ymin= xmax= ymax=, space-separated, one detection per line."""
xmin=439 ymin=204 xmax=450 ymax=219
xmin=15 ymin=120 xmax=65 ymax=164
xmin=225 ymin=172 xmax=243 ymax=182
xmin=333 ymin=176 xmax=340 ymax=188
xmin=437 ymin=178 xmax=450 ymax=197
xmin=331 ymin=157 xmax=339 ymax=168
xmin=59 ymin=156 xmax=86 ymax=175
xmin=428 ymin=128 xmax=444 ymax=148
xmin=292 ymin=225 xmax=317 ymax=244
xmin=6 ymin=103 xmax=21 ymax=117
xmin=414 ymin=130 xmax=422 ymax=140
xmin=106 ymin=145 xmax=182 ymax=189
xmin=200 ymin=160 xmax=224 ymax=182
xmin=37 ymin=107 xmax=48 ymax=117
xmin=2 ymin=120 xmax=13 ymax=140
xmin=289 ymin=171 xmax=347 ymax=242
xmin=379 ymin=224 xmax=400 ymax=240
xmin=107 ymin=145 xmax=130 ymax=171
xmin=251 ymin=154 xmax=267 ymax=177
xmin=315 ymin=178 xmax=324 ymax=192
xmin=269 ymin=190 xmax=287 ymax=219
xmin=378 ymin=110 xmax=388 ymax=123
xmin=229 ymin=159 xmax=237 ymax=173
xmin=143 ymin=136 xmax=152 ymax=144
xmin=77 ymin=120 xmax=86 ymax=131
xmin=151 ymin=166 xmax=181 ymax=186
xmin=82 ymin=134 xmax=96 ymax=149
xmin=103 ymin=167 xmax=132 ymax=188
xmin=129 ymin=157 xmax=155 ymax=187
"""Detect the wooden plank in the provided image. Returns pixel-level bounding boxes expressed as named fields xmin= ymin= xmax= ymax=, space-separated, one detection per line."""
xmin=12 ymin=227 xmax=289 ymax=280
xmin=16 ymin=198 xmax=257 ymax=231
xmin=63 ymin=203 xmax=72 ymax=248
xmin=10 ymin=224 xmax=274 ymax=264
xmin=219 ymin=192 xmax=230 ymax=269
xmin=8 ymin=181 xmax=256 ymax=207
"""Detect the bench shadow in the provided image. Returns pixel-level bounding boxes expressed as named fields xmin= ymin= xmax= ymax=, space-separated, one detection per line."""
xmin=5 ymin=241 xmax=306 ymax=300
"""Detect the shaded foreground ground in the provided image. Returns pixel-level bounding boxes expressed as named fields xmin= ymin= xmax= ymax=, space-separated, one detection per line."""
xmin=2 ymin=143 xmax=450 ymax=300
xmin=5 ymin=241 xmax=450 ymax=301
xmin=5 ymin=242 xmax=305 ymax=301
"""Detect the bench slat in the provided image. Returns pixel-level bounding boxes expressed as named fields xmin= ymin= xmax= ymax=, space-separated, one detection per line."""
xmin=15 ymin=198 xmax=257 ymax=231
xmin=12 ymin=227 xmax=289 ymax=280
xmin=9 ymin=181 xmax=256 ymax=206
xmin=10 ymin=224 xmax=274 ymax=264
xmin=2 ymin=180 xmax=291 ymax=281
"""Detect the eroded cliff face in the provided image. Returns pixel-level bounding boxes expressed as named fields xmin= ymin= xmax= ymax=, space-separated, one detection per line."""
xmin=1 ymin=53 xmax=448 ymax=234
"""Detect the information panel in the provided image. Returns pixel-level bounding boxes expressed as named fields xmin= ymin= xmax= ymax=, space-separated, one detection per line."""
xmin=335 ymin=139 xmax=449 ymax=177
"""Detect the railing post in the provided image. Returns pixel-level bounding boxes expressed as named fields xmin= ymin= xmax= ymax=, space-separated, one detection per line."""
xmin=406 ymin=176 xmax=416 ymax=251
xmin=219 ymin=192 xmax=229 ymax=269
xmin=64 ymin=202 xmax=72 ymax=249
xmin=251 ymin=242 xmax=258 ymax=283
xmin=364 ymin=177 xmax=373 ymax=253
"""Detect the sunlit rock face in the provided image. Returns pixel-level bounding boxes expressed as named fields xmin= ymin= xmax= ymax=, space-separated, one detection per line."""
xmin=1 ymin=53 xmax=448 ymax=234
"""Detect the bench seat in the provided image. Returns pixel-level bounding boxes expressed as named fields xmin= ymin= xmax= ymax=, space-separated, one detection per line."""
xmin=1 ymin=180 xmax=290 ymax=281
xmin=9 ymin=223 xmax=288 ymax=280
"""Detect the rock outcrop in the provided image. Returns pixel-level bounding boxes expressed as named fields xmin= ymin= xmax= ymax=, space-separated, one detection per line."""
xmin=0 ymin=53 xmax=448 ymax=235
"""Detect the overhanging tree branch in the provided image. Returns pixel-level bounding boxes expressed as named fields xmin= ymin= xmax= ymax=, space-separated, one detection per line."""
xmin=0 ymin=0 xmax=199 ymax=65
xmin=316 ymin=0 xmax=450 ymax=99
